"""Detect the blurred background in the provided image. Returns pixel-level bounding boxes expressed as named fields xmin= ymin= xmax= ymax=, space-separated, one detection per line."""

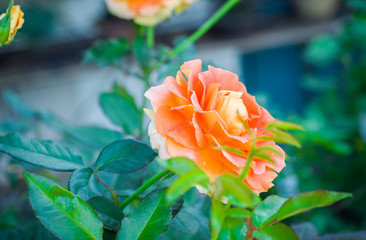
xmin=1 ymin=0 xmax=366 ymax=238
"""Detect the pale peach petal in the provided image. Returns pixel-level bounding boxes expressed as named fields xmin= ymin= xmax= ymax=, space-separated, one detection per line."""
xmin=164 ymin=76 xmax=188 ymax=101
xmin=166 ymin=138 xmax=197 ymax=160
xmin=245 ymin=168 xmax=278 ymax=193
xmin=155 ymin=105 xmax=197 ymax=149
xmin=145 ymin=84 xmax=188 ymax=111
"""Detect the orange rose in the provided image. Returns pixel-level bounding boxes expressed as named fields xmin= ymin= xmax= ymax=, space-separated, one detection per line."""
xmin=145 ymin=60 xmax=285 ymax=193
xmin=0 ymin=5 xmax=24 ymax=46
xmin=104 ymin=0 xmax=197 ymax=26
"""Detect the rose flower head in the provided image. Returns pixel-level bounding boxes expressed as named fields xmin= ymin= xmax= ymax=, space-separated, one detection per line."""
xmin=145 ymin=60 xmax=286 ymax=193
xmin=104 ymin=0 xmax=197 ymax=26
xmin=0 ymin=3 xmax=24 ymax=47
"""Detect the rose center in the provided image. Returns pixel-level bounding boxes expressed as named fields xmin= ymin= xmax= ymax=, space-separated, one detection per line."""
xmin=215 ymin=90 xmax=248 ymax=136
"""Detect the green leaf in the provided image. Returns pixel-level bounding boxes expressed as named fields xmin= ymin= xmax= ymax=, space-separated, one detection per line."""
xmin=84 ymin=38 xmax=130 ymax=67
xmin=99 ymin=93 xmax=140 ymax=135
xmin=95 ymin=139 xmax=156 ymax=173
xmin=171 ymin=196 xmax=184 ymax=218
xmin=265 ymin=120 xmax=304 ymax=131
xmin=170 ymin=208 xmax=200 ymax=235
xmin=112 ymin=84 xmax=135 ymax=106
xmin=66 ymin=126 xmax=122 ymax=149
xmin=69 ymin=168 xmax=100 ymax=200
xmin=259 ymin=223 xmax=299 ymax=240
xmin=87 ymin=196 xmax=124 ymax=232
xmin=253 ymin=195 xmax=288 ymax=228
xmin=24 ymin=172 xmax=103 ymax=240
xmin=117 ymin=189 xmax=172 ymax=240
xmin=0 ymin=0 xmax=13 ymax=45
xmin=162 ymin=158 xmax=210 ymax=205
xmin=218 ymin=218 xmax=247 ymax=240
xmin=2 ymin=90 xmax=36 ymax=118
xmin=215 ymin=174 xmax=260 ymax=209
xmin=266 ymin=191 xmax=352 ymax=225
xmin=0 ymin=133 xmax=84 ymax=171
xmin=133 ymin=35 xmax=150 ymax=69
xmin=260 ymin=129 xmax=301 ymax=148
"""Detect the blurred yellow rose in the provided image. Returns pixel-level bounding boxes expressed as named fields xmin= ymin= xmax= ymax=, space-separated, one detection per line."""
xmin=0 ymin=4 xmax=24 ymax=46
xmin=104 ymin=0 xmax=197 ymax=26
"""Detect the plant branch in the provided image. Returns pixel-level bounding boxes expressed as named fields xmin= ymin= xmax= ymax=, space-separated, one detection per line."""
xmin=150 ymin=0 xmax=242 ymax=70
xmin=118 ymin=169 xmax=172 ymax=210
xmin=168 ymin=0 xmax=241 ymax=58
xmin=95 ymin=173 xmax=120 ymax=205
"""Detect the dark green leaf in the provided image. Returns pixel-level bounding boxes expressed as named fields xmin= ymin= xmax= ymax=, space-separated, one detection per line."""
xmin=215 ymin=174 xmax=260 ymax=209
xmin=87 ymin=196 xmax=124 ymax=232
xmin=218 ymin=218 xmax=247 ymax=240
xmin=69 ymin=168 xmax=101 ymax=200
xmin=2 ymin=90 xmax=36 ymax=117
xmin=171 ymin=196 xmax=184 ymax=218
xmin=24 ymin=172 xmax=103 ymax=240
xmin=103 ymin=230 xmax=117 ymax=240
xmin=99 ymin=93 xmax=140 ymax=134
xmin=84 ymin=38 xmax=130 ymax=67
xmin=0 ymin=133 xmax=84 ymax=171
xmin=171 ymin=209 xmax=200 ymax=235
xmin=259 ymin=223 xmax=299 ymax=240
xmin=253 ymin=195 xmax=288 ymax=228
xmin=95 ymin=139 xmax=156 ymax=173
xmin=117 ymin=189 xmax=172 ymax=240
xmin=66 ymin=126 xmax=122 ymax=148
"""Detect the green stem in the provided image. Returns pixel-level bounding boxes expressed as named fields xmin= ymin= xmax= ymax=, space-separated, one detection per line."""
xmin=168 ymin=0 xmax=241 ymax=58
xmin=239 ymin=115 xmax=256 ymax=180
xmin=147 ymin=26 xmax=155 ymax=48
xmin=118 ymin=169 xmax=171 ymax=210
xmin=150 ymin=0 xmax=241 ymax=71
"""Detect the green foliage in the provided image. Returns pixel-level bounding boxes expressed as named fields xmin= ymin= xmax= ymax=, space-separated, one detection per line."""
xmin=117 ymin=188 xmax=172 ymax=240
xmin=24 ymin=172 xmax=104 ymax=240
xmin=161 ymin=157 xmax=210 ymax=205
xmin=66 ymin=126 xmax=122 ymax=149
xmin=256 ymin=223 xmax=299 ymax=240
xmin=99 ymin=92 xmax=141 ymax=135
xmin=253 ymin=195 xmax=288 ymax=228
xmin=0 ymin=133 xmax=84 ymax=171
xmin=214 ymin=174 xmax=260 ymax=209
xmin=94 ymin=139 xmax=157 ymax=174
xmin=217 ymin=218 xmax=247 ymax=240
xmin=170 ymin=208 xmax=200 ymax=235
xmin=68 ymin=167 xmax=100 ymax=200
xmin=87 ymin=196 xmax=124 ymax=232
xmin=84 ymin=38 xmax=130 ymax=67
